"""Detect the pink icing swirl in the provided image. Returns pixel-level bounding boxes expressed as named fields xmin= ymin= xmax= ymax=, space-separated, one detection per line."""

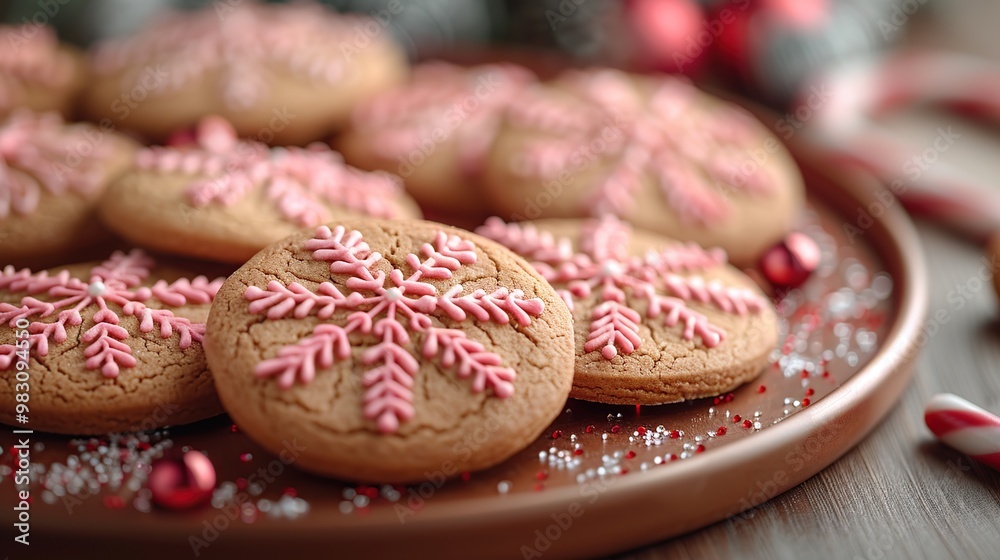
xmin=244 ymin=225 xmax=545 ymax=434
xmin=507 ymin=69 xmax=774 ymax=225
xmin=476 ymin=216 xmax=768 ymax=359
xmin=0 ymin=110 xmax=115 ymax=218
xmin=91 ymin=2 xmax=379 ymax=109
xmin=0 ymin=251 xmax=224 ymax=378
xmin=135 ymin=116 xmax=405 ymax=224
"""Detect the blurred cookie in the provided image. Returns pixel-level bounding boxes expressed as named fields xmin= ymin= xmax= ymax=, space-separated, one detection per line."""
xmin=0 ymin=24 xmax=86 ymax=119
xmin=477 ymin=217 xmax=778 ymax=405
xmin=481 ymin=68 xmax=805 ymax=264
xmin=99 ymin=116 xmax=421 ymax=263
xmin=0 ymin=111 xmax=136 ymax=268
xmin=337 ymin=62 xmax=536 ymax=216
xmin=83 ymin=1 xmax=407 ymax=145
xmin=0 ymin=250 xmax=226 ymax=434
xmin=206 ymin=219 xmax=574 ymax=482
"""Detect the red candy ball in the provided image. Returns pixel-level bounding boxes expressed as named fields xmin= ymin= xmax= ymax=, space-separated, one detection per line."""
xmin=759 ymin=232 xmax=821 ymax=290
xmin=148 ymin=450 xmax=216 ymax=510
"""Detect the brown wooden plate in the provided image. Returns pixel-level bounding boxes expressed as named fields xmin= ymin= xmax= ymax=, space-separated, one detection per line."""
xmin=0 ymin=120 xmax=927 ymax=560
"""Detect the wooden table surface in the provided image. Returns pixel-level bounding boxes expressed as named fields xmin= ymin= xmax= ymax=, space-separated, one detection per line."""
xmin=618 ymin=222 xmax=1000 ymax=560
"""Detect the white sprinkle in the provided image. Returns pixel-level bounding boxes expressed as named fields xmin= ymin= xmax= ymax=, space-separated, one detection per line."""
xmin=497 ymin=481 xmax=512 ymax=494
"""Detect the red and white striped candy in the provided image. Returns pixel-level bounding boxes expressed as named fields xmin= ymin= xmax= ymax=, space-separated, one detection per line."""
xmin=924 ymin=393 xmax=1000 ymax=471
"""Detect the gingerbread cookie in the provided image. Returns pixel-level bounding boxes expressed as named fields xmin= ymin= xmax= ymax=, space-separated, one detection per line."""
xmin=481 ymin=68 xmax=805 ymax=265
xmin=0 ymin=24 xmax=86 ymax=119
xmin=337 ymin=62 xmax=537 ymax=216
xmin=206 ymin=219 xmax=574 ymax=482
xmin=0 ymin=110 xmax=136 ymax=269
xmin=83 ymin=1 xmax=407 ymax=145
xmin=98 ymin=116 xmax=421 ymax=264
xmin=477 ymin=217 xmax=778 ymax=405
xmin=0 ymin=250 xmax=226 ymax=434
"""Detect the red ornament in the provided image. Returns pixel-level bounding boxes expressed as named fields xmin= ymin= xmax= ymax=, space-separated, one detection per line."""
xmin=759 ymin=232 xmax=821 ymax=290
xmin=148 ymin=450 xmax=216 ymax=510
xmin=626 ymin=0 xmax=706 ymax=74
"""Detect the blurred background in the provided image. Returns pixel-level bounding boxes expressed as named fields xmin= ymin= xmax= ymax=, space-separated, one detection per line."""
xmin=4 ymin=0 xmax=1000 ymax=235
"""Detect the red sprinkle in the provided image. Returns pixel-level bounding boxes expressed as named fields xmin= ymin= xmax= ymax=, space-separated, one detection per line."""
xmin=806 ymin=388 xmax=815 ymax=396
xmin=668 ymin=430 xmax=681 ymax=439
xmin=551 ymin=430 xmax=563 ymax=439
xmin=801 ymin=370 xmax=809 ymax=379
xmin=536 ymin=471 xmax=548 ymax=481
xmin=733 ymin=414 xmax=742 ymax=423
xmin=585 ymin=425 xmax=596 ymax=434
xmin=236 ymin=478 xmax=248 ymax=490
xmin=758 ymin=385 xmax=767 ymax=393
xmin=695 ymin=445 xmax=706 ymax=453
xmin=103 ymin=495 xmax=125 ymax=509
xmin=230 ymin=424 xmax=240 ymax=433
xmin=625 ymin=450 xmax=636 ymax=459
xmin=822 ymin=370 xmax=831 ymax=378
xmin=667 ymin=454 xmax=678 ymax=461
xmin=365 ymin=487 xmax=379 ymax=499
xmin=611 ymin=425 xmax=621 ymax=434
xmin=713 ymin=396 xmax=722 ymax=405
xmin=534 ymin=483 xmax=545 ymax=492
xmin=725 ymin=393 xmax=735 ymax=403
xmin=282 ymin=487 xmax=297 ymax=497
xmin=802 ymin=398 xmax=811 ymax=406
xmin=742 ymin=419 xmax=753 ymax=429
xmin=461 ymin=472 xmax=472 ymax=482
xmin=239 ymin=453 xmax=253 ymax=463
xmin=717 ymin=426 xmax=727 ymax=436
xmin=636 ymin=426 xmax=647 ymax=436
xmin=620 ymin=468 xmax=629 ymax=475
xmin=573 ymin=449 xmax=584 ymax=456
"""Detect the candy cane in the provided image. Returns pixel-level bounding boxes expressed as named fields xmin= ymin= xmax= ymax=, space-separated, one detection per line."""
xmin=924 ymin=393 xmax=1000 ymax=471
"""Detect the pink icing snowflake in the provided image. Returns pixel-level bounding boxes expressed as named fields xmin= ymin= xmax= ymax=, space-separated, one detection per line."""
xmin=476 ymin=217 xmax=767 ymax=359
xmin=92 ymin=3 xmax=365 ymax=109
xmin=0 ymin=111 xmax=114 ymax=218
xmin=135 ymin=116 xmax=402 ymax=225
xmin=245 ymin=225 xmax=545 ymax=433
xmin=352 ymin=62 xmax=536 ymax=177
xmin=0 ymin=251 xmax=223 ymax=378
xmin=509 ymin=69 xmax=773 ymax=224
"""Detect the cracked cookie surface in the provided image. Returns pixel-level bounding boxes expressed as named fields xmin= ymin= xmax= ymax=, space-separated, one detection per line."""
xmin=477 ymin=217 xmax=778 ymax=405
xmin=206 ymin=218 xmax=575 ymax=483
xmin=0 ymin=253 xmax=227 ymax=434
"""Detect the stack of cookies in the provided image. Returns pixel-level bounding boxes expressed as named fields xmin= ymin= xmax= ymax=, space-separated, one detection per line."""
xmin=0 ymin=1 xmax=802 ymax=483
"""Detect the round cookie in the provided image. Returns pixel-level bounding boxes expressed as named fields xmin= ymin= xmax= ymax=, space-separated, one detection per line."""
xmin=0 ymin=24 xmax=87 ymax=119
xmin=0 ymin=110 xmax=137 ymax=269
xmin=99 ymin=116 xmax=421 ymax=264
xmin=477 ymin=217 xmax=778 ymax=405
xmin=83 ymin=1 xmax=407 ymax=145
xmin=481 ymin=68 xmax=805 ymax=265
xmin=205 ymin=219 xmax=575 ymax=482
xmin=0 ymin=250 xmax=226 ymax=434
xmin=337 ymin=62 xmax=537 ymax=216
